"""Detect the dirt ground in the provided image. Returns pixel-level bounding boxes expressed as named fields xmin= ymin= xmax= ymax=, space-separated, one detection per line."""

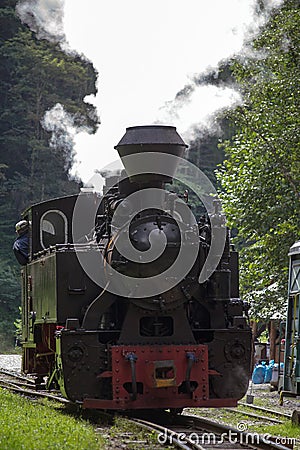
xmin=0 ymin=354 xmax=22 ymax=372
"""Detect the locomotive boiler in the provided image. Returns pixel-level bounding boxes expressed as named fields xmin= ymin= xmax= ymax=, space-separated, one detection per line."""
xmin=20 ymin=125 xmax=252 ymax=411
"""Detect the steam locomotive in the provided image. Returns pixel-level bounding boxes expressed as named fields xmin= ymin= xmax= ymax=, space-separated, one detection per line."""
xmin=20 ymin=125 xmax=252 ymax=410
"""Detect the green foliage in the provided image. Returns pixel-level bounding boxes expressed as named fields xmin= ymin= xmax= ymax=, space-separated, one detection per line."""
xmin=0 ymin=238 xmax=25 ymax=349
xmin=188 ymin=128 xmax=225 ymax=189
xmin=0 ymin=26 xmax=98 ymax=203
xmin=217 ymin=0 xmax=300 ymax=319
xmin=179 ymin=117 xmax=236 ymax=219
xmin=0 ymin=389 xmax=102 ymax=449
xmin=186 ymin=110 xmax=236 ymax=190
xmin=0 ymin=2 xmax=99 ymax=349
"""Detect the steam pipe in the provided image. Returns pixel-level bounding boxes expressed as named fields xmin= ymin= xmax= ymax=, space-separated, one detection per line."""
xmin=125 ymin=352 xmax=138 ymax=400
xmin=185 ymin=352 xmax=196 ymax=394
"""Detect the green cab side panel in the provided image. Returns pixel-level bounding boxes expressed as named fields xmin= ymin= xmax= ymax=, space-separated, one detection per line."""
xmin=27 ymin=248 xmax=102 ymax=327
xmin=28 ymin=254 xmax=57 ymax=323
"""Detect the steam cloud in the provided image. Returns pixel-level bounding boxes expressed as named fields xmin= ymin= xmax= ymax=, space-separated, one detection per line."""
xmin=157 ymin=0 xmax=284 ymax=141
xmin=42 ymin=103 xmax=75 ymax=160
xmin=157 ymin=84 xmax=242 ymax=143
xmin=15 ymin=0 xmax=285 ymax=180
xmin=15 ymin=1 xmax=97 ymax=176
xmin=16 ymin=0 xmax=65 ymax=43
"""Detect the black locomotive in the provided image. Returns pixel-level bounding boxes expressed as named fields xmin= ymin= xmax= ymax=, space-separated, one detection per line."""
xmin=20 ymin=125 xmax=252 ymax=410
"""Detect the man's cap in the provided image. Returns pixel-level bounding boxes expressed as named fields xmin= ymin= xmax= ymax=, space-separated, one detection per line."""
xmin=15 ymin=220 xmax=29 ymax=233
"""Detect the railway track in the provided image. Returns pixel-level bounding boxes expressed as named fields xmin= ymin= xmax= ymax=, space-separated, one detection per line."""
xmin=238 ymin=401 xmax=292 ymax=419
xmin=0 ymin=369 xmax=69 ymax=404
xmin=223 ymin=406 xmax=285 ymax=424
xmin=128 ymin=412 xmax=295 ymax=450
xmin=0 ymin=369 xmax=296 ymax=449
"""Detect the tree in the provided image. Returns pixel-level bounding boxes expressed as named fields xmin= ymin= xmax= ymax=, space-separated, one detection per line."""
xmin=187 ymin=117 xmax=236 ymax=189
xmin=0 ymin=1 xmax=99 ymax=348
xmin=1 ymin=26 xmax=98 ymax=206
xmin=217 ymin=0 xmax=300 ymax=319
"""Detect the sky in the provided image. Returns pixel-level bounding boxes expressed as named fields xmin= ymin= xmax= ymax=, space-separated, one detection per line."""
xmin=17 ymin=0 xmax=282 ymax=184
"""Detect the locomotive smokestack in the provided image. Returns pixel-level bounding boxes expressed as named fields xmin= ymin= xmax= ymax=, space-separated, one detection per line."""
xmin=114 ymin=125 xmax=187 ymax=185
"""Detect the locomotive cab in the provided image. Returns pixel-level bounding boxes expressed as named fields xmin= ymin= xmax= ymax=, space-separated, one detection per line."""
xmin=21 ymin=193 xmax=103 ymax=376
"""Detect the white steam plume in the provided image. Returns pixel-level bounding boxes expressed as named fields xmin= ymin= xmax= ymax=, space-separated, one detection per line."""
xmin=16 ymin=0 xmax=285 ymax=180
xmin=42 ymin=103 xmax=75 ymax=161
xmin=156 ymin=0 xmax=284 ymax=142
xmin=16 ymin=0 xmax=65 ymax=43
xmin=157 ymin=84 xmax=242 ymax=143
xmin=16 ymin=1 xmax=96 ymax=176
xmin=42 ymin=104 xmax=96 ymax=172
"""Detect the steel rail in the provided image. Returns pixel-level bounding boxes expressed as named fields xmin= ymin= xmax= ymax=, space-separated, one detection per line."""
xmin=0 ymin=378 xmax=69 ymax=404
xmin=124 ymin=417 xmax=204 ymax=450
xmin=0 ymin=368 xmax=36 ymax=384
xmin=125 ymin=412 xmax=294 ymax=450
xmin=223 ymin=407 xmax=285 ymax=424
xmin=238 ymin=401 xmax=292 ymax=419
xmin=180 ymin=413 xmax=294 ymax=450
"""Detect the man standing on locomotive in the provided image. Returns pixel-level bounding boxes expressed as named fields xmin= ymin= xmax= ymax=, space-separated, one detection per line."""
xmin=13 ymin=220 xmax=29 ymax=265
